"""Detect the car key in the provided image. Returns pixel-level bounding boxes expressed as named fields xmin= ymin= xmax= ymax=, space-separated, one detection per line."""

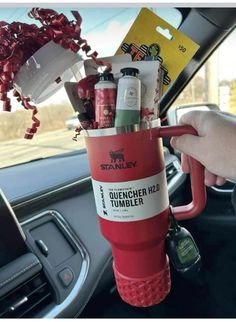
xmin=165 ymin=206 xmax=201 ymax=277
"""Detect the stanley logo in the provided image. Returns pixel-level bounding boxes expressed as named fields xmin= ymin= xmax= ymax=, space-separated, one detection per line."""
xmin=100 ymin=149 xmax=137 ymax=170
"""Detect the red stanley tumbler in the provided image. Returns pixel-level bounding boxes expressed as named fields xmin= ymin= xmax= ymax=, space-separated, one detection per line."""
xmin=85 ymin=122 xmax=206 ymax=307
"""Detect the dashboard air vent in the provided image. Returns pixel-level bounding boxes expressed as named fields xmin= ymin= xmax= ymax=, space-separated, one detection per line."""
xmin=0 ymin=272 xmax=53 ymax=318
xmin=166 ymin=162 xmax=179 ymax=182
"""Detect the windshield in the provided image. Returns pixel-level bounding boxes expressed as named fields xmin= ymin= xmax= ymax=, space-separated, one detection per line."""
xmin=0 ymin=7 xmax=182 ymax=168
xmin=173 ymin=27 xmax=236 ymax=115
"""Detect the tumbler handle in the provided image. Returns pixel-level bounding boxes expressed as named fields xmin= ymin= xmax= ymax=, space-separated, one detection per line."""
xmin=159 ymin=125 xmax=206 ymax=221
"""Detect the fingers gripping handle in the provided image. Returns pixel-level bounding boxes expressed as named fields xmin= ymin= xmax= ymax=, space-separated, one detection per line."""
xmin=159 ymin=125 xmax=206 ymax=220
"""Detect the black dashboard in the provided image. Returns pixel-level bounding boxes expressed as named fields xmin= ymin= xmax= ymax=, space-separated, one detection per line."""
xmin=0 ymin=148 xmax=186 ymax=318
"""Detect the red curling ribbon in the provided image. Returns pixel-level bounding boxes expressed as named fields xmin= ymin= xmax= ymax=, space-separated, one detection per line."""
xmin=0 ymin=72 xmax=12 ymax=83
xmin=0 ymin=83 xmax=9 ymax=92
xmin=71 ymin=11 xmax=82 ymax=25
xmin=21 ymin=97 xmax=40 ymax=139
xmin=25 ymin=127 xmax=38 ymax=134
xmin=69 ymin=42 xmax=80 ymax=53
xmin=3 ymin=98 xmax=11 ymax=112
xmin=24 ymin=133 xmax=34 ymax=140
xmin=72 ymin=119 xmax=96 ymax=141
xmin=0 ymin=92 xmax=7 ymax=100
xmin=0 ymin=7 xmax=111 ymax=139
xmin=72 ymin=126 xmax=83 ymax=141
xmin=13 ymin=89 xmax=20 ymax=97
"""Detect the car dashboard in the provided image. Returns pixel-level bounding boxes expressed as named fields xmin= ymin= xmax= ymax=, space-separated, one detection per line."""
xmin=0 ymin=148 xmax=187 ymax=318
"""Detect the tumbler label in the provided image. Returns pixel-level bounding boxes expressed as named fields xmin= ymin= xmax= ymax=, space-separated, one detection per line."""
xmin=92 ymin=170 xmax=169 ymax=222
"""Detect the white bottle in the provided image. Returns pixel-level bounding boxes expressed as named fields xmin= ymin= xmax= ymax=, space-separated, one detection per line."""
xmin=115 ymin=68 xmax=141 ymax=127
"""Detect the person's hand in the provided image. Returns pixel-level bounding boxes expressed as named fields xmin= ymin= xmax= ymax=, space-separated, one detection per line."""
xmin=170 ymin=110 xmax=236 ymax=186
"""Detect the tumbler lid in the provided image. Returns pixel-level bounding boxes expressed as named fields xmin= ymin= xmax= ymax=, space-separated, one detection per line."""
xmin=13 ymin=40 xmax=83 ymax=104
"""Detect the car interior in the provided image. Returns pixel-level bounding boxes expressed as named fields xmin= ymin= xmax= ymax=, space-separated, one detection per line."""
xmin=1 ymin=5 xmax=236 ymax=318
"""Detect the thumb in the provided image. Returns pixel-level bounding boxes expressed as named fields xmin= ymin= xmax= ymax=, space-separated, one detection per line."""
xmin=170 ymin=134 xmax=203 ymax=161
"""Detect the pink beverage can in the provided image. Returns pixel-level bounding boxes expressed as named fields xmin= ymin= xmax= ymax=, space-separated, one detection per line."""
xmin=95 ymin=73 xmax=117 ymax=128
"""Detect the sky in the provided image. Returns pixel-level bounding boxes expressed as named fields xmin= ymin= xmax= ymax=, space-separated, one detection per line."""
xmin=0 ymin=7 xmax=181 ymax=33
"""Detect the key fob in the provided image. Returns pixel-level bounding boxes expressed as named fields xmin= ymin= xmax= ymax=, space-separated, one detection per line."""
xmin=166 ymin=207 xmax=201 ymax=276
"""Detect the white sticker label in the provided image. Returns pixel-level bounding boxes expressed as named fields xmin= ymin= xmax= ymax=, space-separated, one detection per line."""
xmin=92 ymin=170 xmax=169 ymax=222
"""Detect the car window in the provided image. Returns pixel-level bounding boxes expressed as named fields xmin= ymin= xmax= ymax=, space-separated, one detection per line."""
xmin=0 ymin=7 xmax=182 ymax=169
xmin=173 ymin=27 xmax=236 ymax=114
